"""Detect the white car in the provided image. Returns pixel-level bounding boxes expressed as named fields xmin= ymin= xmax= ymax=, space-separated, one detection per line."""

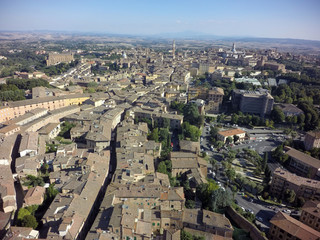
xmin=282 ymin=209 xmax=291 ymax=214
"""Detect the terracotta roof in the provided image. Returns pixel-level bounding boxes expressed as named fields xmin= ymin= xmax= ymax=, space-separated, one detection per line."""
xmin=24 ymin=186 xmax=45 ymax=199
xmin=218 ymin=128 xmax=246 ymax=137
xmin=270 ymin=211 xmax=320 ymax=239
xmin=273 ymin=168 xmax=320 ymax=189
xmin=285 ymin=147 xmax=320 ymax=169
xmin=306 ymin=131 xmax=320 ymax=139
xmin=0 ymin=124 xmax=20 ymax=134
xmin=301 ymin=200 xmax=320 ymax=219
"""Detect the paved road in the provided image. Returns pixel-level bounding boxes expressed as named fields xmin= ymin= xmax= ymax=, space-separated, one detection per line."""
xmin=201 ymin=124 xmax=287 ymax=232
xmin=235 ymin=195 xmax=276 ymax=230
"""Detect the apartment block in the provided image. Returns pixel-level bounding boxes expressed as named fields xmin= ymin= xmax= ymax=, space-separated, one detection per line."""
xmin=304 ymin=131 xmax=320 ymax=151
xmin=206 ymin=87 xmax=224 ymax=114
xmin=132 ymin=107 xmax=183 ymax=130
xmin=0 ymin=94 xmax=90 ymax=123
xmin=46 ymin=52 xmax=74 ymax=66
xmin=232 ymin=89 xmax=274 ymax=117
xmin=269 ymin=211 xmax=320 ymax=240
xmin=270 ymin=168 xmax=320 ymax=201
xmin=285 ymin=147 xmax=320 ymax=179
xmin=300 ymin=200 xmax=320 ymax=232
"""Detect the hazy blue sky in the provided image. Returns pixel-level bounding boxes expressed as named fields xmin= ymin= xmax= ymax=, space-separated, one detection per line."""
xmin=1 ymin=0 xmax=320 ymax=40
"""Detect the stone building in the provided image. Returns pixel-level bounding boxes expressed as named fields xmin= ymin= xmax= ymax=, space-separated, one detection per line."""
xmin=46 ymin=52 xmax=74 ymax=66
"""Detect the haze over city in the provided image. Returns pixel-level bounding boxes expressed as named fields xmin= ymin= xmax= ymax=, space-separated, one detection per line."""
xmin=1 ymin=0 xmax=320 ymax=41
xmin=1 ymin=0 xmax=320 ymax=240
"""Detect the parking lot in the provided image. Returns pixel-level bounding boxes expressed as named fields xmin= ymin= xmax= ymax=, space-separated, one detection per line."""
xmin=202 ymin=123 xmax=286 ymax=232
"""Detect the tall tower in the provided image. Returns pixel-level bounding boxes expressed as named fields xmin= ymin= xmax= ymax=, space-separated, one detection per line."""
xmin=172 ymin=40 xmax=176 ymax=59
xmin=232 ymin=42 xmax=236 ymax=53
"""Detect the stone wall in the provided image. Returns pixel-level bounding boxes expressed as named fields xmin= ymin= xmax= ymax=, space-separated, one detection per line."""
xmin=226 ymin=206 xmax=267 ymax=240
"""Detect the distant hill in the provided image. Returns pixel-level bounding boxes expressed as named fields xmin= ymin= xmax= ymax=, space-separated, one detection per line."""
xmin=0 ymin=31 xmax=320 ymax=54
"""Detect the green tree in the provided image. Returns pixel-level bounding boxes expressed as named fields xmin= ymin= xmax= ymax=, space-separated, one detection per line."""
xmin=211 ymin=188 xmax=232 ymax=211
xmin=170 ymin=101 xmax=185 ymax=114
xmin=23 ymin=175 xmax=45 ymax=187
xmin=226 ymin=136 xmax=233 ymax=145
xmin=18 ymin=208 xmax=31 ymax=221
xmin=264 ymin=166 xmax=271 ymax=184
xmin=262 ymin=152 xmax=268 ymax=172
xmin=284 ymin=189 xmax=296 ymax=204
xmin=183 ymin=103 xmax=200 ymax=126
xmin=46 ymin=184 xmax=59 ymax=202
xmin=148 ymin=128 xmax=159 ymax=142
xmin=271 ymin=106 xmax=285 ymax=123
xmin=297 ymin=197 xmax=305 ymax=207
xmin=181 ymin=230 xmax=194 ymax=240
xmin=182 ymin=122 xmax=201 ymax=141
xmin=163 ymin=118 xmax=170 ymax=129
xmin=59 ymin=121 xmax=75 ymax=139
xmin=21 ymin=215 xmax=38 ymax=229
xmin=215 ymin=141 xmax=224 ymax=149
xmin=40 ymin=163 xmax=49 ymax=175
xmin=25 ymin=205 xmax=39 ymax=216
xmin=226 ymin=168 xmax=236 ymax=181
xmin=233 ymin=135 xmax=240 ymax=143
xmin=185 ymin=200 xmax=195 ymax=209
xmin=231 ymin=114 xmax=239 ymax=124
xmin=157 ymin=161 xmax=168 ymax=175
xmin=298 ymin=113 xmax=305 ymax=125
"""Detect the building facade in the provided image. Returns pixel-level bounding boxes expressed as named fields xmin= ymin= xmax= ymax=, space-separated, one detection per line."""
xmin=285 ymin=147 xmax=320 ymax=179
xmin=232 ymin=89 xmax=274 ymax=117
xmin=269 ymin=211 xmax=320 ymax=240
xmin=206 ymin=87 xmax=224 ymax=114
xmin=217 ymin=128 xmax=246 ymax=143
xmin=304 ymin=131 xmax=320 ymax=151
xmin=46 ymin=52 xmax=74 ymax=66
xmin=300 ymin=200 xmax=320 ymax=232
xmin=270 ymin=168 xmax=320 ymax=202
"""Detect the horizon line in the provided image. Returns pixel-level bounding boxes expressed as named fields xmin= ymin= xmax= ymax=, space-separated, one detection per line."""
xmin=0 ymin=29 xmax=320 ymax=42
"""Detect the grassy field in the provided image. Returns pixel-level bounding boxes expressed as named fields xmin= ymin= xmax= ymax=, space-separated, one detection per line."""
xmin=232 ymin=158 xmax=263 ymax=184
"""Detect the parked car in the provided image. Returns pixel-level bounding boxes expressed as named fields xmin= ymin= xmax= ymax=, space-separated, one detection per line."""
xmin=256 ymin=216 xmax=263 ymax=222
xmin=246 ymin=208 xmax=254 ymax=214
xmin=282 ymin=209 xmax=291 ymax=214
